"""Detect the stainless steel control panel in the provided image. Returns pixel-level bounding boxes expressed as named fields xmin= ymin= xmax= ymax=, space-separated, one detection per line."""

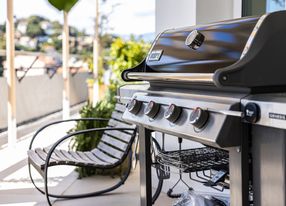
xmin=122 ymin=92 xmax=243 ymax=148
xmin=242 ymin=93 xmax=286 ymax=130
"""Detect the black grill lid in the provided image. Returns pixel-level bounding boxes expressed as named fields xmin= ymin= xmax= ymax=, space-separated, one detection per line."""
xmin=122 ymin=11 xmax=286 ymax=93
xmin=147 ymin=17 xmax=258 ymax=73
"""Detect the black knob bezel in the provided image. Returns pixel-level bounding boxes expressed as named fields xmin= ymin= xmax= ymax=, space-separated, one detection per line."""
xmin=127 ymin=99 xmax=142 ymax=114
xmin=189 ymin=107 xmax=209 ymax=129
xmin=164 ymin=104 xmax=182 ymax=123
xmin=144 ymin=101 xmax=160 ymax=119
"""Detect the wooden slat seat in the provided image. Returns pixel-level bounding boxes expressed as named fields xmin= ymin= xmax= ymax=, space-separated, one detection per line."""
xmin=108 ymin=119 xmax=135 ymax=133
xmin=28 ymin=148 xmax=117 ymax=171
xmin=101 ymin=134 xmax=128 ymax=151
xmin=28 ymin=104 xmax=135 ymax=170
xmin=104 ymin=130 xmax=133 ymax=142
xmin=28 ymin=104 xmax=136 ymax=204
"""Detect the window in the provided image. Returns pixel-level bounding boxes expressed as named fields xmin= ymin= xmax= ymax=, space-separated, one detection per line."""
xmin=243 ymin=0 xmax=285 ymax=16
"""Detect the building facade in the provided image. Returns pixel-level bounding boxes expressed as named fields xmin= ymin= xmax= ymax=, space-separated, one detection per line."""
xmin=156 ymin=0 xmax=286 ymax=35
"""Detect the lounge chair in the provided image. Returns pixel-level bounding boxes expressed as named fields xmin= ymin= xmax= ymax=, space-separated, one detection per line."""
xmin=27 ymin=103 xmax=141 ymax=205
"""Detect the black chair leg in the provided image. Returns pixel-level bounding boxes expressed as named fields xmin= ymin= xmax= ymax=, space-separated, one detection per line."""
xmin=151 ymin=137 xmax=165 ymax=204
xmin=43 ymin=151 xmax=133 ymax=205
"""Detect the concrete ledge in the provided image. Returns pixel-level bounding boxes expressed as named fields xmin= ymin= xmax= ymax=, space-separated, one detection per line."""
xmin=0 ymin=102 xmax=85 ymax=148
xmin=0 ymin=72 xmax=90 ymax=130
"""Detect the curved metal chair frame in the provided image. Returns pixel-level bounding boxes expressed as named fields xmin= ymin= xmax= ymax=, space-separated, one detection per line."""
xmin=28 ymin=114 xmax=137 ymax=205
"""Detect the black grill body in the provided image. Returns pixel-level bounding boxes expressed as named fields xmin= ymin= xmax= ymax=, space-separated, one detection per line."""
xmin=122 ymin=11 xmax=286 ymax=93
xmin=120 ymin=10 xmax=286 ymax=206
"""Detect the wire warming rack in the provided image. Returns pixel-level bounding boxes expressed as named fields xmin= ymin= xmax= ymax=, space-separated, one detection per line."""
xmin=156 ymin=147 xmax=229 ymax=173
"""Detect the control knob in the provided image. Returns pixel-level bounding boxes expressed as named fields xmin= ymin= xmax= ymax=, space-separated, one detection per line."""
xmin=244 ymin=103 xmax=260 ymax=123
xmin=127 ymin=99 xmax=142 ymax=114
xmin=165 ymin=104 xmax=182 ymax=123
xmin=144 ymin=101 xmax=160 ymax=119
xmin=189 ymin=107 xmax=209 ymax=129
xmin=185 ymin=30 xmax=205 ymax=50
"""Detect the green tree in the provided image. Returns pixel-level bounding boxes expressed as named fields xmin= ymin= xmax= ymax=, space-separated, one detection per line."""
xmin=70 ymin=100 xmax=115 ymax=177
xmin=0 ymin=24 xmax=5 ymax=33
xmin=26 ymin=24 xmax=44 ymax=37
xmin=100 ymin=33 xmax=118 ymax=49
xmin=46 ymin=0 xmax=80 ymax=54
xmin=48 ymin=0 xmax=79 ymax=12
xmin=71 ymin=37 xmax=150 ymax=177
xmin=51 ymin=21 xmax=62 ymax=37
xmin=0 ymin=35 xmax=5 ymax=50
xmin=0 ymin=56 xmax=4 ymax=77
xmin=109 ymin=37 xmax=150 ymax=83
xmin=26 ymin=16 xmax=46 ymax=37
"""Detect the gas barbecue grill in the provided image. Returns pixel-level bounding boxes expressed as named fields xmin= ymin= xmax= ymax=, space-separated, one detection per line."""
xmin=119 ymin=10 xmax=286 ymax=206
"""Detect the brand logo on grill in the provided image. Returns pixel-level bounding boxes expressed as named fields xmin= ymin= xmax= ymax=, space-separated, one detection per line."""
xmin=148 ymin=50 xmax=163 ymax=61
xmin=269 ymin=112 xmax=286 ymax=120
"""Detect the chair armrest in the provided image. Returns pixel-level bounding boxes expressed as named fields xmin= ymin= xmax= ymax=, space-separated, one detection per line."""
xmin=29 ymin=118 xmax=109 ymax=150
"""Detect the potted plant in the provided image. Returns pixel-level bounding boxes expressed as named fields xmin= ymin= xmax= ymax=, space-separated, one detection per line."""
xmin=71 ymin=37 xmax=150 ymax=177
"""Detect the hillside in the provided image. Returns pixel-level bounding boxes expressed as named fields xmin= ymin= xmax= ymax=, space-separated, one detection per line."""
xmin=0 ymin=15 xmax=93 ymax=55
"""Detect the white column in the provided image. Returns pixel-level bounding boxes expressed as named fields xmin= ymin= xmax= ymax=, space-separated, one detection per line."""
xmin=233 ymin=0 xmax=242 ymax=18
xmin=156 ymin=0 xmax=240 ymax=32
xmin=62 ymin=11 xmax=70 ymax=119
xmin=92 ymin=0 xmax=100 ymax=106
xmin=6 ymin=0 xmax=16 ymax=147
xmin=196 ymin=0 xmax=235 ymax=24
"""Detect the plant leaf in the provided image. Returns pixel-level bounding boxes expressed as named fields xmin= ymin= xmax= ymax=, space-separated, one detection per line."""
xmin=48 ymin=0 xmax=79 ymax=12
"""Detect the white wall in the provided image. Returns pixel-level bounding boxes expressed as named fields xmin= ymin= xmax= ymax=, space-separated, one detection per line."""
xmin=155 ymin=0 xmax=196 ymax=35
xmin=0 ymin=72 xmax=90 ymax=130
xmin=196 ymin=0 xmax=240 ymax=24
xmin=155 ymin=0 xmax=242 ymax=35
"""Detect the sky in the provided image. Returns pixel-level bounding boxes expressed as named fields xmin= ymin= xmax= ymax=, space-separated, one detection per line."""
xmin=0 ymin=0 xmax=155 ymax=35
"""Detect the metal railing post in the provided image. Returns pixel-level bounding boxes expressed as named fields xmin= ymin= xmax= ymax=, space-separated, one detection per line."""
xmin=62 ymin=11 xmax=70 ymax=119
xmin=6 ymin=0 xmax=16 ymax=147
xmin=93 ymin=0 xmax=100 ymax=106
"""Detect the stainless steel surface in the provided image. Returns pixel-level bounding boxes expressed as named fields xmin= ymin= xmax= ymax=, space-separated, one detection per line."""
xmin=122 ymin=91 xmax=242 ymax=147
xmin=242 ymin=93 xmax=286 ymax=129
xmin=114 ymin=96 xmax=132 ymax=101
xmin=229 ymin=126 xmax=249 ymax=206
xmin=119 ymin=87 xmax=245 ymax=121
xmin=126 ymin=72 xmax=214 ymax=83
xmin=252 ymin=126 xmax=286 ymax=206
xmin=133 ymin=89 xmax=245 ymax=103
xmin=208 ymin=108 xmax=243 ymax=118
xmin=131 ymin=90 xmax=244 ymax=118
xmin=124 ymin=90 xmax=244 ymax=118
xmin=117 ymin=84 xmax=149 ymax=104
